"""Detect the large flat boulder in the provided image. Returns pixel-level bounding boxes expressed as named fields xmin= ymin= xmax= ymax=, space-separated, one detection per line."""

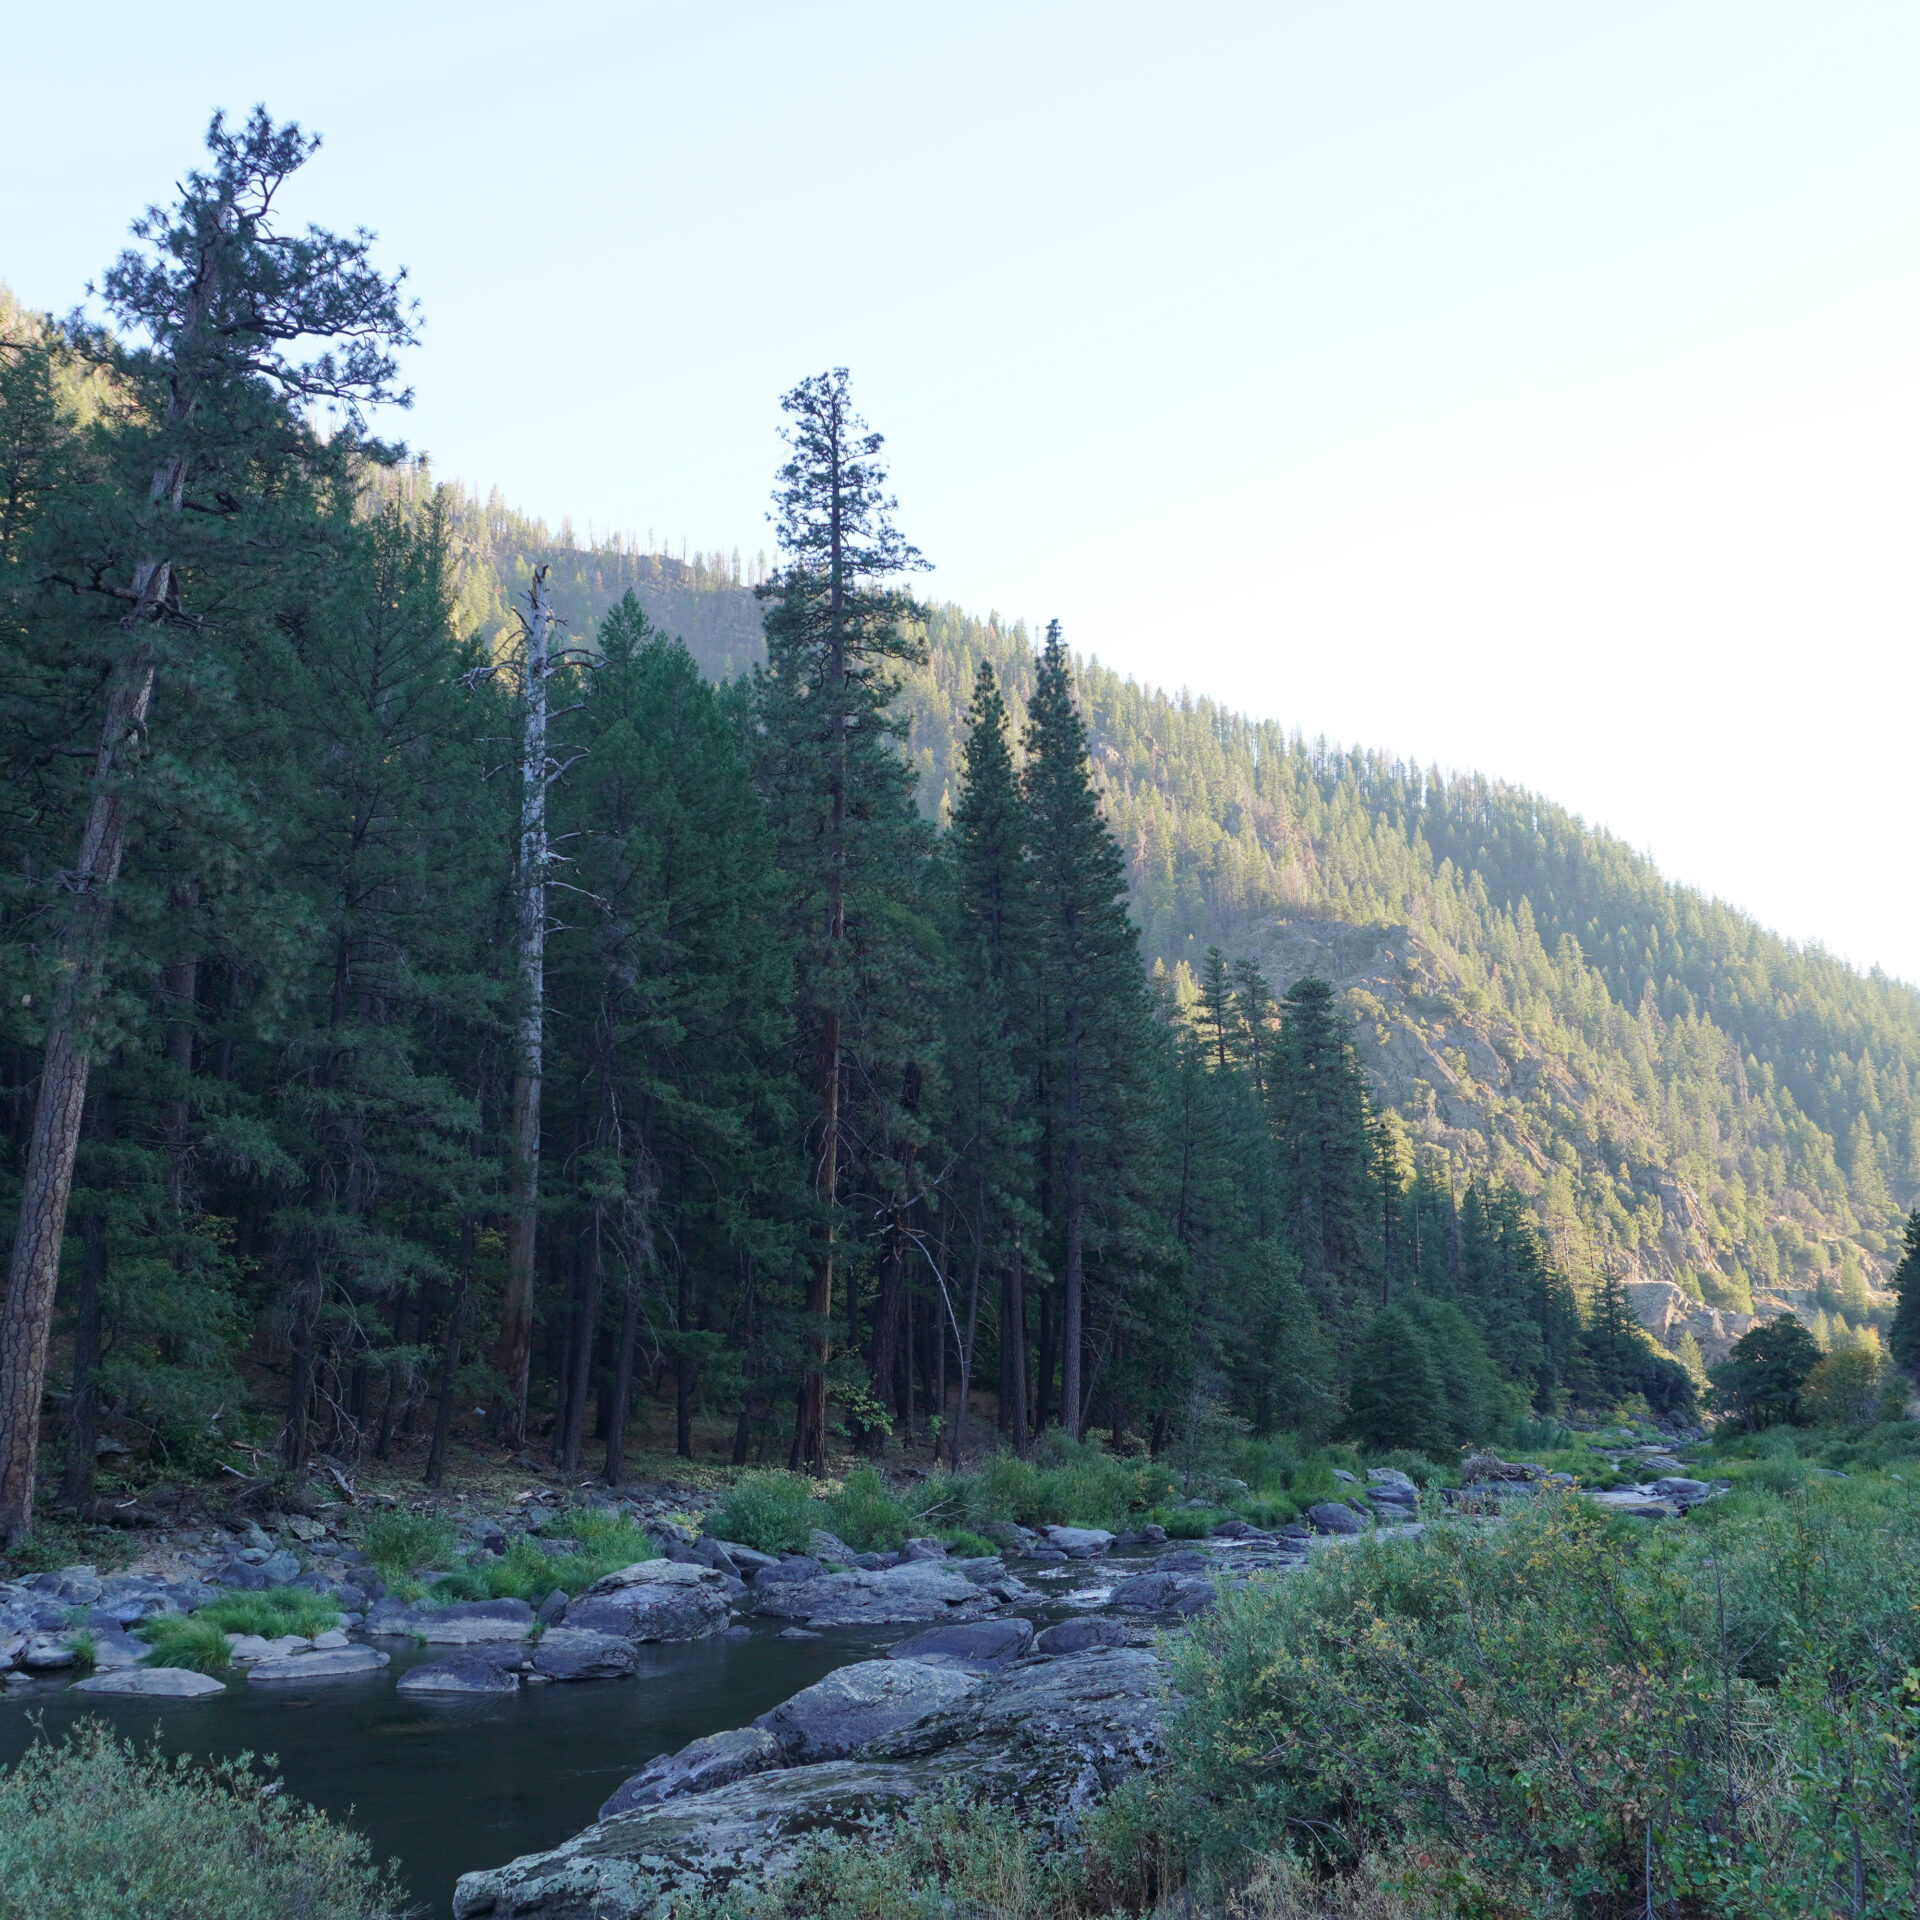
xmin=530 ymin=1629 xmax=638 ymax=1682
xmin=1040 ymin=1526 xmax=1115 ymax=1559
xmin=454 ymin=1760 xmax=928 ymax=1919
xmin=452 ymin=1645 xmax=1171 ymax=1919
xmin=73 ymin=1666 xmax=226 ymax=1698
xmin=420 ymin=1600 xmax=537 ymax=1646
xmin=399 ymin=1658 xmax=523 ymax=1696
xmin=1109 ymin=1570 xmax=1216 ymax=1616
xmin=754 ymin=1658 xmax=982 ymax=1762
xmin=598 ymin=1726 xmax=781 ymax=1820
xmin=749 ymin=1560 xmax=989 ymax=1629
xmin=885 ymin=1618 xmax=1033 ymax=1672
xmin=247 ymin=1646 xmax=389 ymax=1682
xmin=563 ymin=1565 xmax=731 ymax=1644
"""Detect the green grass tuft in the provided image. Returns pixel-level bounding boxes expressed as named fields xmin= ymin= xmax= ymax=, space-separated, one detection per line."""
xmin=138 ymin=1615 xmax=233 ymax=1674
xmin=193 ymin=1586 xmax=339 ymax=1640
xmin=356 ymin=1509 xmax=458 ymax=1587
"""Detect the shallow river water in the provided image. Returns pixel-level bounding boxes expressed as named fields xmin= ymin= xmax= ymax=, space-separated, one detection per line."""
xmin=0 ymin=1621 xmax=928 ymax=1917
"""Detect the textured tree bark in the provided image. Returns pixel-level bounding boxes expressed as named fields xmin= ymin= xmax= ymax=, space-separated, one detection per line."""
xmin=59 ymin=1142 xmax=111 ymax=1513
xmin=1007 ymin=1240 xmax=1030 ymax=1458
xmin=496 ymin=565 xmax=553 ymax=1449
xmin=603 ymin=1268 xmax=641 ymax=1487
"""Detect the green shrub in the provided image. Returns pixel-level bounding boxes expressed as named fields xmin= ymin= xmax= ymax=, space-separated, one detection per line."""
xmin=65 ymin=1630 xmax=96 ymax=1674
xmin=193 ymin=1586 xmax=340 ymax=1640
xmin=1232 ymin=1493 xmax=1300 ymax=1528
xmin=0 ymin=1721 xmax=407 ymax=1920
xmin=929 ymin=1435 xmax=1174 ymax=1534
xmin=936 ymin=1529 xmax=997 ymax=1560
xmin=708 ymin=1471 xmax=817 ymax=1556
xmin=823 ymin=1468 xmax=916 ymax=1552
xmin=1153 ymin=1505 xmax=1221 ymax=1540
xmin=1120 ymin=1477 xmax=1920 ymax=1918
xmin=136 ymin=1616 xmax=232 ymax=1674
xmin=356 ymin=1508 xmax=457 ymax=1586
xmin=446 ymin=1514 xmax=660 ymax=1603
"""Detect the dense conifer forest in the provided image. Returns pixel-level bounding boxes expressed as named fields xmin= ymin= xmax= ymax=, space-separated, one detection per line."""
xmin=2 ymin=111 xmax=1912 ymax=1533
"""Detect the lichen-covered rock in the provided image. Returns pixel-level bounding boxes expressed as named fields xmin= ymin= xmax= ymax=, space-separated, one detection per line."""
xmin=452 ymin=1645 xmax=1171 ymax=1920
xmin=754 ymin=1659 xmax=982 ymax=1762
xmin=399 ymin=1657 xmax=522 ymax=1696
xmin=750 ymin=1560 xmax=990 ymax=1629
xmin=530 ymin=1628 xmax=638 ymax=1682
xmin=420 ymin=1599 xmax=537 ymax=1645
xmin=598 ymin=1726 xmax=781 ymax=1819
xmin=563 ymin=1563 xmax=731 ymax=1644
xmin=885 ymin=1618 xmax=1033 ymax=1672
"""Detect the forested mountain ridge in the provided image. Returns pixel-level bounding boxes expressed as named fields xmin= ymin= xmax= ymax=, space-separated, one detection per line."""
xmin=452 ymin=484 xmax=1917 ymax=1360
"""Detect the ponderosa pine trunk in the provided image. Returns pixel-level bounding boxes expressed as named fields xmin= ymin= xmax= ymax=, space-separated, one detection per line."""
xmin=497 ymin=564 xmax=552 ymax=1449
xmin=0 ymin=473 xmax=184 ymax=1541
xmin=559 ymin=1202 xmax=602 ymax=1474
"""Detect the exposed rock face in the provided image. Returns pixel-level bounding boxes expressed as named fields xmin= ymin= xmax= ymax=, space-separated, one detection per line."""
xmin=884 ymin=1618 xmax=1034 ymax=1672
xmin=72 ymin=1666 xmax=225 ymax=1698
xmin=749 ymin=1560 xmax=993 ymax=1630
xmin=420 ymin=1600 xmax=537 ymax=1646
xmin=1108 ymin=1570 xmax=1216 ymax=1616
xmin=1306 ymin=1503 xmax=1364 ymax=1536
xmin=755 ymin=1659 xmax=983 ymax=1762
xmin=247 ymin=1646 xmax=389 ymax=1682
xmin=452 ymin=1645 xmax=1170 ymax=1920
xmin=598 ymin=1727 xmax=782 ymax=1820
xmin=562 ymin=1563 xmax=732 ymax=1643
xmin=399 ymin=1658 xmax=523 ymax=1696
xmin=530 ymin=1628 xmax=638 ymax=1682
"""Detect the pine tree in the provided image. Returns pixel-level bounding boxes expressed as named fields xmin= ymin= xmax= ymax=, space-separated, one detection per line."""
xmin=0 ymin=112 xmax=414 ymax=1538
xmin=1889 ymin=1209 xmax=1920 ymax=1379
xmin=945 ymin=661 xmax=1036 ymax=1461
xmin=753 ymin=369 xmax=928 ymax=1474
xmin=1345 ymin=1306 xmax=1444 ymax=1453
xmin=1023 ymin=622 xmax=1149 ymax=1438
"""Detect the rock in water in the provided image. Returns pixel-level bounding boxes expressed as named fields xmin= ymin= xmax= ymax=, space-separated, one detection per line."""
xmin=73 ymin=1666 xmax=226 ymax=1698
xmin=1033 ymin=1617 xmax=1144 ymax=1655
xmin=754 ymin=1659 xmax=982 ymax=1762
xmin=1039 ymin=1525 xmax=1114 ymax=1558
xmin=749 ymin=1560 xmax=989 ymax=1629
xmin=530 ymin=1629 xmax=638 ymax=1681
xmin=598 ymin=1726 xmax=782 ymax=1818
xmin=247 ymin=1646 xmax=389 ymax=1682
xmin=418 ymin=1599 xmax=537 ymax=1646
xmin=1108 ymin=1569 xmax=1216 ymax=1616
xmin=563 ymin=1562 xmax=733 ymax=1644
xmin=452 ymin=1644 xmax=1169 ymax=1920
xmin=884 ymin=1618 xmax=1033 ymax=1672
xmin=398 ymin=1658 xmax=522 ymax=1696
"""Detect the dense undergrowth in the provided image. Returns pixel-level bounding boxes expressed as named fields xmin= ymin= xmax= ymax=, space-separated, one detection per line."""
xmin=679 ymin=1436 xmax=1920 ymax=1920
xmin=0 ymin=1723 xmax=407 ymax=1920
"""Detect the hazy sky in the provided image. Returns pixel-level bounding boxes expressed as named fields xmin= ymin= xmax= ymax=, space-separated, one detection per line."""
xmin=5 ymin=3 xmax=1916 ymax=980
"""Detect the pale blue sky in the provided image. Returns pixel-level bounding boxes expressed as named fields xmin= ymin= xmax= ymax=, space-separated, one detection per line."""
xmin=5 ymin=3 xmax=1917 ymax=977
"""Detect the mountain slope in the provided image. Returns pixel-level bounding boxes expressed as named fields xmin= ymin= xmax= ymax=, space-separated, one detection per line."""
xmin=443 ymin=482 xmax=1918 ymax=1358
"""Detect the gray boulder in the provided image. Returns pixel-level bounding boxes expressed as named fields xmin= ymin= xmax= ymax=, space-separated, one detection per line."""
xmin=73 ymin=1666 xmax=225 ymax=1698
xmin=530 ymin=1629 xmax=637 ymax=1682
xmin=755 ymin=1658 xmax=982 ymax=1763
xmin=563 ymin=1563 xmax=731 ymax=1644
xmin=1649 ymin=1477 xmax=1712 ymax=1503
xmin=398 ymin=1658 xmax=523 ymax=1696
xmin=20 ymin=1634 xmax=78 ymax=1672
xmin=750 ymin=1560 xmax=989 ymax=1629
xmin=709 ymin=1541 xmax=779 ymax=1579
xmin=419 ymin=1599 xmax=537 ymax=1646
xmin=455 ymin=1761 xmax=928 ymax=1919
xmin=1307 ymin=1502 xmax=1364 ymax=1536
xmin=1109 ymin=1570 xmax=1216 ymax=1616
xmin=752 ymin=1555 xmax=823 ymax=1588
xmin=248 ymin=1646 xmax=389 ymax=1682
xmin=897 ymin=1537 xmax=948 ymax=1562
xmin=885 ymin=1618 xmax=1033 ymax=1672
xmin=598 ymin=1726 xmax=782 ymax=1819
xmin=1033 ymin=1616 xmax=1146 ymax=1655
xmin=1040 ymin=1525 xmax=1114 ymax=1559
xmin=808 ymin=1528 xmax=861 ymax=1567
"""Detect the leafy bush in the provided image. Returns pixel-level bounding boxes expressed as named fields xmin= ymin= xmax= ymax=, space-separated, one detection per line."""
xmin=442 ymin=1512 xmax=660 ymax=1602
xmin=0 ymin=1721 xmax=407 ymax=1920
xmin=1153 ymin=1505 xmax=1222 ymax=1539
xmin=194 ymin=1586 xmax=340 ymax=1640
xmin=708 ymin=1471 xmax=817 ymax=1556
xmin=1232 ymin=1493 xmax=1301 ymax=1528
xmin=936 ymin=1529 xmax=997 ymax=1560
xmin=1800 ymin=1346 xmax=1888 ymax=1427
xmin=136 ymin=1615 xmax=233 ymax=1674
xmin=1115 ymin=1477 xmax=1920 ymax=1917
xmin=356 ymin=1508 xmax=457 ymax=1586
xmin=929 ymin=1435 xmax=1174 ymax=1534
xmin=823 ymin=1468 xmax=916 ymax=1552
